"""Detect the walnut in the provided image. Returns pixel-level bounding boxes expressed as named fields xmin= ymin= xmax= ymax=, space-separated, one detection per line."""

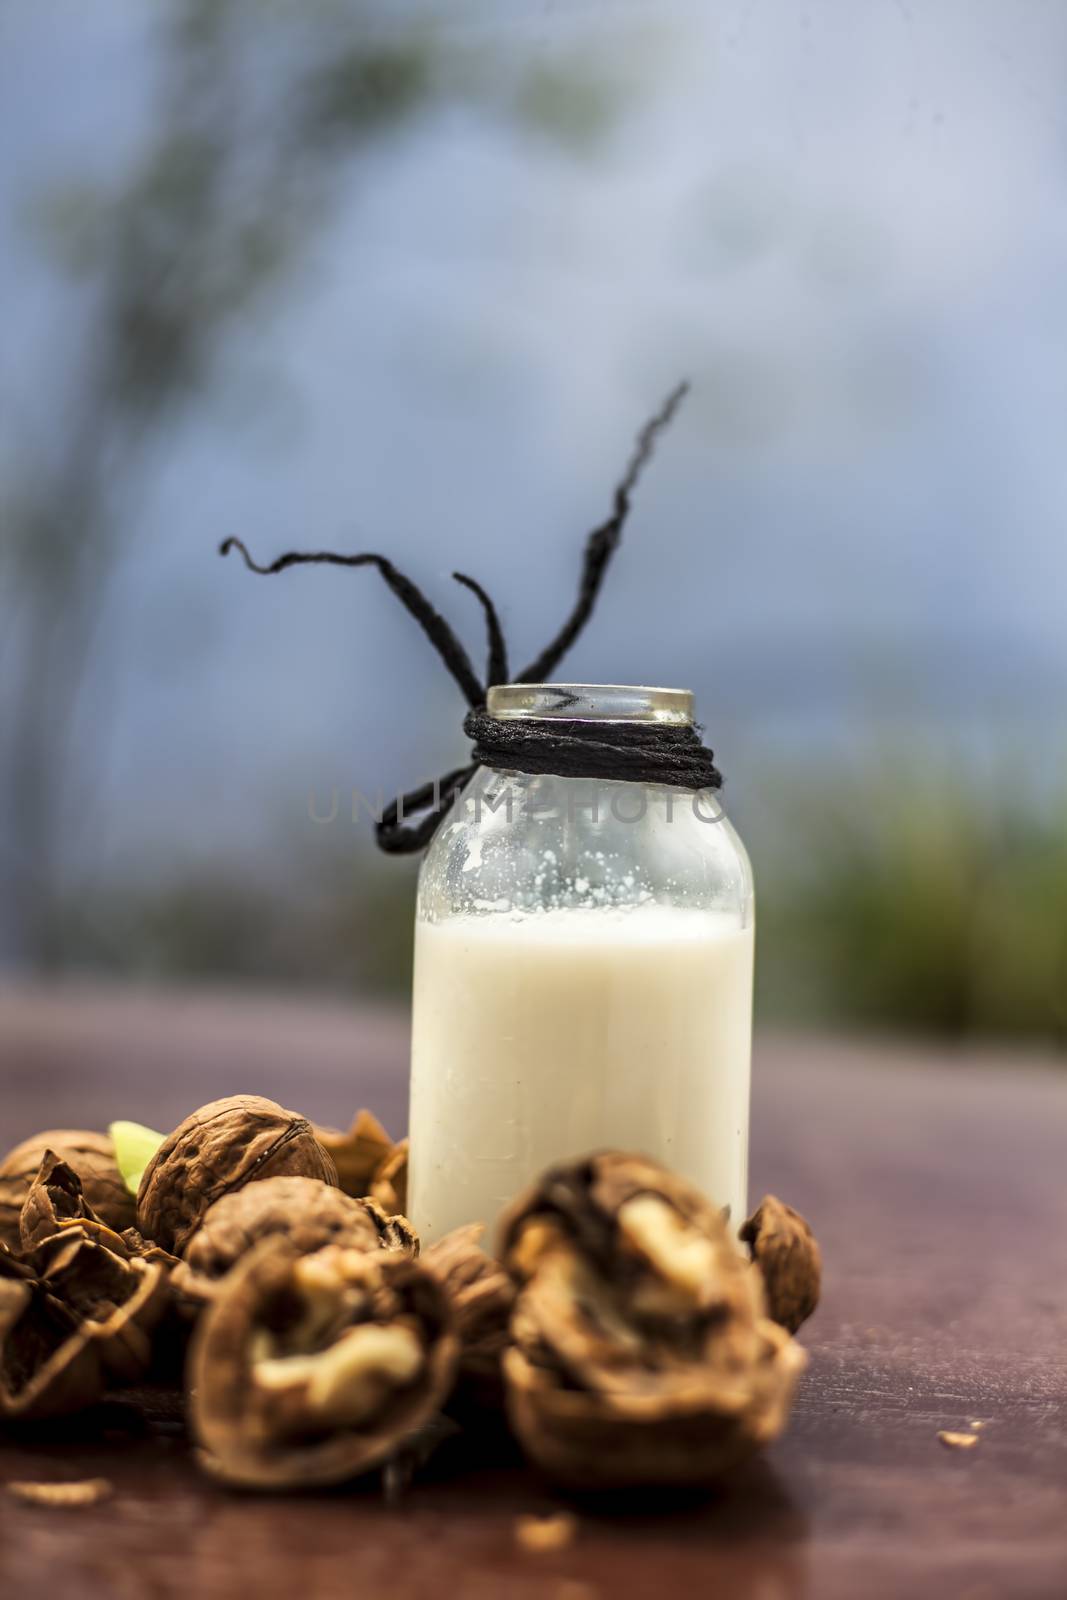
xmin=370 ymin=1139 xmax=408 ymax=1216
xmin=314 ymin=1109 xmax=395 ymax=1199
xmin=424 ymin=1224 xmax=515 ymax=1404
xmin=137 ymin=1095 xmax=338 ymax=1255
xmin=189 ymin=1237 xmax=458 ymax=1488
xmin=0 ymin=1220 xmax=168 ymax=1421
xmin=0 ymin=1130 xmax=135 ymax=1250
xmin=172 ymin=1175 xmax=418 ymax=1315
xmin=740 ymin=1195 xmax=821 ymax=1334
xmin=498 ymin=1153 xmax=806 ymax=1489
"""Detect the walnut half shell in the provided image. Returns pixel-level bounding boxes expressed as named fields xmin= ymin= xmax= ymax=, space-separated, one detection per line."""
xmin=137 ymin=1096 xmax=338 ymax=1255
xmin=498 ymin=1152 xmax=806 ymax=1489
xmin=189 ymin=1238 xmax=458 ymax=1488
xmin=172 ymin=1176 xmax=417 ymax=1316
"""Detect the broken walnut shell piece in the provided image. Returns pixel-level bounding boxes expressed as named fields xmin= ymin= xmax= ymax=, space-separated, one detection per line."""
xmin=370 ymin=1138 xmax=409 ymax=1217
xmin=0 ymin=1130 xmax=135 ymax=1251
xmin=18 ymin=1154 xmax=176 ymax=1270
xmin=498 ymin=1152 xmax=806 ymax=1489
xmin=18 ymin=1152 xmax=102 ymax=1253
xmin=14 ymin=1161 xmax=179 ymax=1273
xmin=0 ymin=1229 xmax=168 ymax=1421
xmin=137 ymin=1095 xmax=339 ymax=1256
xmin=740 ymin=1195 xmax=821 ymax=1334
xmin=424 ymin=1224 xmax=515 ymax=1399
xmin=190 ymin=1236 xmax=458 ymax=1489
xmin=172 ymin=1175 xmax=417 ymax=1316
xmin=314 ymin=1109 xmax=395 ymax=1200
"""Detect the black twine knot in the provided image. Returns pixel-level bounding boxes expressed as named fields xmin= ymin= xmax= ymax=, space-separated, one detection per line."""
xmin=220 ymin=381 xmax=723 ymax=854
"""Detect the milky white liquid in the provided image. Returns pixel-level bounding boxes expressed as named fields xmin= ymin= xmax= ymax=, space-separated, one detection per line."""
xmin=408 ymin=906 xmax=754 ymax=1245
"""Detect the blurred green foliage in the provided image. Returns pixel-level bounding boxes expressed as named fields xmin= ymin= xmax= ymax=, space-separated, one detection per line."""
xmin=44 ymin=757 xmax=1067 ymax=1047
xmin=753 ymin=756 xmax=1067 ymax=1043
xmin=515 ymin=60 xmax=622 ymax=152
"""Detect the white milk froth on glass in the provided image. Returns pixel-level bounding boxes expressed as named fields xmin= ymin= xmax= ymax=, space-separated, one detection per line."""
xmin=409 ymin=905 xmax=754 ymax=1243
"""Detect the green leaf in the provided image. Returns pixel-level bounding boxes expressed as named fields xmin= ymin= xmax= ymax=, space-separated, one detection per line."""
xmin=109 ymin=1120 xmax=166 ymax=1197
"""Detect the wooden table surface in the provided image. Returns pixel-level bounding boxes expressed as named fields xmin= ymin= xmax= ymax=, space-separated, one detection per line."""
xmin=1 ymin=982 xmax=1065 ymax=1600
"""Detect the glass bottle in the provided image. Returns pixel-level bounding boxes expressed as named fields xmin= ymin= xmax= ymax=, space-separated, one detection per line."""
xmin=408 ymin=684 xmax=754 ymax=1244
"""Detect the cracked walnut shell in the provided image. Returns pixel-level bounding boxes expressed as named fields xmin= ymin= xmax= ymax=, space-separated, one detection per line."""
xmin=0 ymin=1172 xmax=168 ymax=1423
xmin=740 ymin=1195 xmax=821 ymax=1334
xmin=189 ymin=1237 xmax=458 ymax=1488
xmin=314 ymin=1110 xmax=395 ymax=1199
xmin=424 ymin=1224 xmax=515 ymax=1402
xmin=0 ymin=1130 xmax=135 ymax=1251
xmin=137 ymin=1096 xmax=338 ymax=1255
xmin=498 ymin=1152 xmax=806 ymax=1489
xmin=370 ymin=1139 xmax=408 ymax=1217
xmin=172 ymin=1176 xmax=417 ymax=1314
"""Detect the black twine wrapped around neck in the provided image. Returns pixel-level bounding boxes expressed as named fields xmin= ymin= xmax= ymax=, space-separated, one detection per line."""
xmin=220 ymin=381 xmax=722 ymax=853
xmin=462 ymin=707 xmax=722 ymax=792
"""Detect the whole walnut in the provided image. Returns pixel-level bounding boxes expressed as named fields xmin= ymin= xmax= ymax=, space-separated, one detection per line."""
xmin=740 ymin=1195 xmax=821 ymax=1334
xmin=0 ymin=1130 xmax=135 ymax=1251
xmin=172 ymin=1175 xmax=417 ymax=1314
xmin=190 ymin=1237 xmax=457 ymax=1488
xmin=498 ymin=1152 xmax=806 ymax=1490
xmin=137 ymin=1096 xmax=337 ymax=1255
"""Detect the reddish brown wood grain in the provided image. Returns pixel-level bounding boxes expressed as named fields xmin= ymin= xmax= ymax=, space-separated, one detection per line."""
xmin=1 ymin=984 xmax=1065 ymax=1599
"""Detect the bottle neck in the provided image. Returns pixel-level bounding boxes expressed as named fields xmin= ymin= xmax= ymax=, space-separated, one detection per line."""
xmin=486 ymin=683 xmax=693 ymax=727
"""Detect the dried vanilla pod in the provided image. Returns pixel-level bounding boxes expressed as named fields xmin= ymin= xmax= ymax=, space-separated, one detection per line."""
xmin=137 ymin=1094 xmax=339 ymax=1255
xmin=740 ymin=1195 xmax=821 ymax=1335
xmin=189 ymin=1236 xmax=458 ymax=1488
xmin=424 ymin=1224 xmax=515 ymax=1401
xmin=314 ymin=1109 xmax=395 ymax=1200
xmin=0 ymin=1225 xmax=168 ymax=1421
xmin=370 ymin=1138 xmax=409 ymax=1217
xmin=0 ymin=1130 xmax=135 ymax=1250
xmin=172 ymin=1175 xmax=417 ymax=1315
xmin=498 ymin=1152 xmax=806 ymax=1489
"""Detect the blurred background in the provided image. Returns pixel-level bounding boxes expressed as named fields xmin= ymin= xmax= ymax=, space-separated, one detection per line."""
xmin=2 ymin=0 xmax=1065 ymax=1046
